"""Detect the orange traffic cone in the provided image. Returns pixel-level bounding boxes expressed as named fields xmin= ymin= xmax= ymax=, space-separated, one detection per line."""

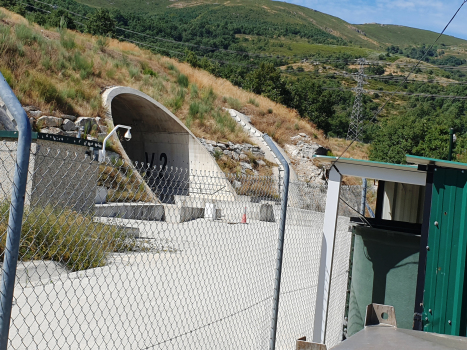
xmin=241 ymin=206 xmax=247 ymax=224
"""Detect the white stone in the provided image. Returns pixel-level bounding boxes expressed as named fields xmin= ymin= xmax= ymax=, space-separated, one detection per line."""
xmin=29 ymin=110 xmax=42 ymax=119
xmin=240 ymin=162 xmax=253 ymax=171
xmin=257 ymin=159 xmax=266 ymax=166
xmin=37 ymin=116 xmax=62 ymax=128
xmin=40 ymin=127 xmax=63 ymax=135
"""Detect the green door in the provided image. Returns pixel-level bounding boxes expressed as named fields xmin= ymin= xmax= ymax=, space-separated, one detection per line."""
xmin=423 ymin=167 xmax=467 ymax=336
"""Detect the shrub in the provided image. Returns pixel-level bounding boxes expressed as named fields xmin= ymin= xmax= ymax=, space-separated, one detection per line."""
xmin=0 ymin=203 xmax=133 ymax=271
xmin=106 ymin=67 xmax=116 ymax=79
xmin=128 ymin=65 xmax=140 ymax=79
xmin=0 ymin=67 xmax=14 ymax=86
xmin=177 ymin=74 xmax=189 ymax=88
xmin=71 ymin=52 xmax=93 ymax=79
xmin=248 ymin=97 xmax=259 ymax=107
xmin=15 ymin=24 xmax=38 ymax=45
xmin=60 ymin=31 xmax=76 ymax=50
xmin=226 ymin=97 xmax=242 ymax=110
xmin=96 ymin=36 xmax=109 ymax=51
xmin=268 ymin=108 xmax=273 ymax=114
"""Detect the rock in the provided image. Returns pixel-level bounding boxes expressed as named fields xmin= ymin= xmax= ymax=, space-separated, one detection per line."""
xmin=86 ymin=135 xmax=98 ymax=141
xmin=205 ymin=139 xmax=217 ymax=145
xmin=28 ymin=110 xmax=42 ymax=119
xmin=252 ymin=151 xmax=264 ymax=157
xmin=243 ymin=143 xmax=253 ymax=149
xmin=232 ymin=152 xmax=239 ymax=161
xmin=233 ymin=180 xmax=241 ymax=189
xmin=298 ymin=133 xmax=308 ymax=138
xmin=106 ymin=151 xmax=120 ymax=160
xmin=239 ymin=153 xmax=248 ymax=161
xmin=99 ymin=125 xmax=108 ymax=134
xmin=291 ymin=135 xmax=301 ymax=141
xmin=213 ymin=147 xmax=222 ymax=154
xmin=75 ymin=117 xmax=97 ymax=130
xmin=40 ymin=127 xmax=64 ymax=135
xmin=62 ymin=119 xmax=77 ymax=131
xmin=240 ymin=162 xmax=253 ymax=171
xmin=61 ymin=114 xmax=77 ymax=122
xmin=23 ymin=106 xmax=40 ymax=112
xmin=217 ymin=142 xmax=227 ymax=150
xmin=205 ymin=144 xmax=214 ymax=154
xmin=95 ymin=117 xmax=107 ymax=126
xmin=257 ymin=159 xmax=266 ymax=166
xmin=37 ymin=116 xmax=62 ymax=128
xmin=223 ymin=150 xmax=232 ymax=157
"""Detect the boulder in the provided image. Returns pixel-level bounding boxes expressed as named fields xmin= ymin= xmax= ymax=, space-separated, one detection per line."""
xmin=37 ymin=116 xmax=62 ymax=128
xmin=61 ymin=114 xmax=77 ymax=122
xmin=232 ymin=152 xmax=239 ymax=161
xmin=223 ymin=150 xmax=232 ymax=157
xmin=239 ymin=153 xmax=248 ymax=161
xmin=217 ymin=142 xmax=227 ymax=150
xmin=240 ymin=162 xmax=253 ymax=171
xmin=40 ymin=127 xmax=64 ymax=135
xmin=62 ymin=119 xmax=77 ymax=131
xmin=75 ymin=117 xmax=97 ymax=130
xmin=28 ymin=110 xmax=42 ymax=119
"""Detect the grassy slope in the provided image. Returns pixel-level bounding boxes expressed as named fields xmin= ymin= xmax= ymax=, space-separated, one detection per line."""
xmin=356 ymin=24 xmax=467 ymax=49
xmin=0 ymin=8 xmax=367 ymax=165
xmin=76 ymin=0 xmax=467 ymax=52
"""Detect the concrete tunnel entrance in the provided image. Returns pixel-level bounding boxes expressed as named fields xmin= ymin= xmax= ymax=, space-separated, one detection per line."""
xmin=102 ymin=87 xmax=234 ymax=203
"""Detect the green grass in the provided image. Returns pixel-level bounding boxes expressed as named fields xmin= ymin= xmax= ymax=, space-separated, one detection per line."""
xmin=0 ymin=203 xmax=134 ymax=271
xmin=225 ymin=97 xmax=242 ymax=110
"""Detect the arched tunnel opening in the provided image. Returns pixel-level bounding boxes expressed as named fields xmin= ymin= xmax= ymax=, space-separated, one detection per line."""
xmin=110 ymin=93 xmax=190 ymax=202
xmin=104 ymin=87 xmax=233 ymax=204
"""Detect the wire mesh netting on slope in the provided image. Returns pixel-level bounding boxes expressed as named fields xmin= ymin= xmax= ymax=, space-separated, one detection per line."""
xmin=0 ymin=141 xmax=353 ymax=350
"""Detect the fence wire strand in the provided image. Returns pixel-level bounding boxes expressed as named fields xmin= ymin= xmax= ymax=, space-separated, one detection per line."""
xmin=0 ymin=141 xmax=358 ymax=350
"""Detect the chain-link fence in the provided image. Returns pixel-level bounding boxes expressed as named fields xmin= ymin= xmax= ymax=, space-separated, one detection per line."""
xmin=0 ymin=140 xmax=357 ymax=350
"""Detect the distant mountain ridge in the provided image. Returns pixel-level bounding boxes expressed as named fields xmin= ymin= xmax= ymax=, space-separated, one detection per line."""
xmin=75 ymin=0 xmax=467 ymax=51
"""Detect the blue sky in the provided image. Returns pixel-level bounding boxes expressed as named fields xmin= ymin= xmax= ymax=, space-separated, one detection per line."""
xmin=282 ymin=0 xmax=467 ymax=40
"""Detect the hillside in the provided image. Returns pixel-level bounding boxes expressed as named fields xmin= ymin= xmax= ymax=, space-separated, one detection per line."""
xmin=73 ymin=0 xmax=467 ymax=52
xmin=0 ymin=8 xmax=368 ymax=179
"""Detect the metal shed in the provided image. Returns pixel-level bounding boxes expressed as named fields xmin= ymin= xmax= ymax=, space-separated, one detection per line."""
xmin=313 ymin=154 xmax=467 ymax=345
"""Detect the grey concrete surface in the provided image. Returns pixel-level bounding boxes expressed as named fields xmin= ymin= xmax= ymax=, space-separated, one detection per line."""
xmin=9 ymin=213 xmax=351 ymax=350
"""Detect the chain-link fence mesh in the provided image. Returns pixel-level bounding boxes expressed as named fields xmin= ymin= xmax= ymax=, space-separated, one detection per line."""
xmin=0 ymin=140 xmax=359 ymax=349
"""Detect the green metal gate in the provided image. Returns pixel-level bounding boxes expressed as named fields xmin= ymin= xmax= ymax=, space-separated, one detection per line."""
xmin=423 ymin=167 xmax=467 ymax=336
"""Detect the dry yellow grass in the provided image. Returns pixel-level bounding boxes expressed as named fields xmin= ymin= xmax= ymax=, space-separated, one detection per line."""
xmin=0 ymin=6 xmax=364 ymax=158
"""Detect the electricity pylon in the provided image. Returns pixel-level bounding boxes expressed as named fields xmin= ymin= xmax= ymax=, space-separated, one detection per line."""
xmin=346 ymin=58 xmax=366 ymax=142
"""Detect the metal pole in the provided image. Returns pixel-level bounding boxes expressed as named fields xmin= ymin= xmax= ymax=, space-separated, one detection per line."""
xmin=448 ymin=128 xmax=454 ymax=161
xmin=0 ymin=73 xmax=32 ymax=349
xmin=360 ymin=178 xmax=367 ymax=216
xmin=263 ymin=135 xmax=290 ymax=350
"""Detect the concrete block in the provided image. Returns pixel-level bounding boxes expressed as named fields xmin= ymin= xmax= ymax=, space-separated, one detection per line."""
xmin=180 ymin=207 xmax=204 ymax=223
xmin=204 ymin=202 xmax=216 ymax=220
xmin=95 ymin=203 xmax=165 ymax=221
xmin=260 ymin=204 xmax=275 ymax=222
xmin=95 ymin=186 xmax=107 ymax=204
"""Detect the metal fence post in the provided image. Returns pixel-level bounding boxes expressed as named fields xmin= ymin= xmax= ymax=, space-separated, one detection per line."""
xmin=0 ymin=73 xmax=32 ymax=349
xmin=263 ymin=135 xmax=290 ymax=350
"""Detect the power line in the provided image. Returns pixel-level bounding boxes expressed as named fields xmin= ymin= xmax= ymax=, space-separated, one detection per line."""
xmin=324 ymin=87 xmax=467 ymax=100
xmin=331 ymin=0 xmax=467 ymax=166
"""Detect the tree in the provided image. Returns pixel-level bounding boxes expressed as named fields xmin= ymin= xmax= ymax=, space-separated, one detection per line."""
xmin=86 ymin=9 xmax=115 ymax=36
xmin=47 ymin=10 xmax=76 ymax=30
xmin=243 ymin=62 xmax=288 ymax=104
xmin=287 ymin=77 xmax=334 ymax=133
